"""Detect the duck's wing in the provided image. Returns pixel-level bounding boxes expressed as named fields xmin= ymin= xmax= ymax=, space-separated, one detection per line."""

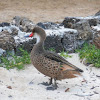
xmin=43 ymin=51 xmax=83 ymax=72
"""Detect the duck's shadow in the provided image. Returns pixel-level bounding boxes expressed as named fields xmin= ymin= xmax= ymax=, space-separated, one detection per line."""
xmin=40 ymin=82 xmax=50 ymax=86
xmin=39 ymin=82 xmax=58 ymax=90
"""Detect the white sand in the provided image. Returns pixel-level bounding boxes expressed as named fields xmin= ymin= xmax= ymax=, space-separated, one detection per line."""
xmin=0 ymin=53 xmax=100 ymax=100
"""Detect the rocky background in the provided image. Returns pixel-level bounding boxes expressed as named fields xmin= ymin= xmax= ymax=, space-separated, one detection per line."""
xmin=0 ymin=10 xmax=100 ymax=57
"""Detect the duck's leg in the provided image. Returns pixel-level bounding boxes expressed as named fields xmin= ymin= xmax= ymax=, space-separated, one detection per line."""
xmin=42 ymin=78 xmax=52 ymax=86
xmin=53 ymin=78 xmax=58 ymax=89
xmin=46 ymin=78 xmax=58 ymax=90
xmin=48 ymin=78 xmax=52 ymax=85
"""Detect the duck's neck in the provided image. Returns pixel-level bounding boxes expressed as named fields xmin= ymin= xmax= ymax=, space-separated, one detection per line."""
xmin=33 ymin=37 xmax=44 ymax=53
xmin=34 ymin=41 xmax=44 ymax=52
xmin=35 ymin=34 xmax=41 ymax=44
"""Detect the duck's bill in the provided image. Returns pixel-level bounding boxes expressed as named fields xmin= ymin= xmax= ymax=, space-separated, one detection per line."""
xmin=24 ymin=33 xmax=34 ymax=38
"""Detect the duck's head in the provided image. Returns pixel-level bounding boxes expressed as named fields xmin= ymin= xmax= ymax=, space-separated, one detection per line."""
xmin=25 ymin=27 xmax=46 ymax=44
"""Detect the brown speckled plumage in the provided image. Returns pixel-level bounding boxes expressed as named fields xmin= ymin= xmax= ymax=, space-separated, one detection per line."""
xmin=30 ymin=27 xmax=83 ymax=89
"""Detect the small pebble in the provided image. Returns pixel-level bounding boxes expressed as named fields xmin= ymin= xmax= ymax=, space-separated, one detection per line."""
xmin=96 ymin=75 xmax=100 ymax=77
xmin=93 ymin=91 xmax=99 ymax=94
xmin=7 ymin=86 xmax=12 ymax=89
xmin=8 ymin=95 xmax=12 ymax=98
xmin=65 ymin=88 xmax=70 ymax=92
xmin=29 ymin=81 xmax=34 ymax=85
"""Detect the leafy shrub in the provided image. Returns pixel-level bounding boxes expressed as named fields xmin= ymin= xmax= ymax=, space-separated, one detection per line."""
xmin=76 ymin=43 xmax=100 ymax=67
xmin=0 ymin=48 xmax=31 ymax=70
xmin=49 ymin=48 xmax=72 ymax=58
xmin=60 ymin=50 xmax=72 ymax=58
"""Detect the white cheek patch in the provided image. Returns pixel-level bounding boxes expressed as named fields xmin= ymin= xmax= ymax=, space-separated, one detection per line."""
xmin=34 ymin=33 xmax=40 ymax=44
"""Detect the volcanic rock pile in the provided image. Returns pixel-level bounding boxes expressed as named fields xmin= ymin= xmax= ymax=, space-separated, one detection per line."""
xmin=0 ymin=11 xmax=100 ymax=57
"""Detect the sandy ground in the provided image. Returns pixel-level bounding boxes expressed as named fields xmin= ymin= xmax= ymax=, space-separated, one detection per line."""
xmin=0 ymin=0 xmax=100 ymax=23
xmin=0 ymin=53 xmax=100 ymax=100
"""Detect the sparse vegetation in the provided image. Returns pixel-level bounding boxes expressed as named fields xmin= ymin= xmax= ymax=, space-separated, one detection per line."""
xmin=49 ymin=48 xmax=72 ymax=58
xmin=76 ymin=43 xmax=100 ymax=68
xmin=0 ymin=48 xmax=31 ymax=70
xmin=0 ymin=47 xmax=72 ymax=70
xmin=3 ymin=43 xmax=99 ymax=70
xmin=60 ymin=50 xmax=72 ymax=58
xmin=49 ymin=48 xmax=56 ymax=52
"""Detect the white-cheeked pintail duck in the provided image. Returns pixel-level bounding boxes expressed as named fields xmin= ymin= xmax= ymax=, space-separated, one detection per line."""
xmin=26 ymin=26 xmax=83 ymax=89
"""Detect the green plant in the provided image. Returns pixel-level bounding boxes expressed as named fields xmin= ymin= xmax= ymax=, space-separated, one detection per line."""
xmin=49 ymin=48 xmax=56 ymax=52
xmin=76 ymin=43 xmax=100 ymax=68
xmin=19 ymin=48 xmax=31 ymax=64
xmin=0 ymin=48 xmax=31 ymax=70
xmin=49 ymin=48 xmax=72 ymax=58
xmin=60 ymin=50 xmax=72 ymax=58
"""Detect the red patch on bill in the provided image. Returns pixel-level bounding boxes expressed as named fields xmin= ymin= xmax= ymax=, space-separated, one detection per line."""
xmin=29 ymin=33 xmax=34 ymax=37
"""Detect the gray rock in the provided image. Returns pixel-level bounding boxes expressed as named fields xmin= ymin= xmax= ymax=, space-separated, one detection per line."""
xmin=95 ymin=10 xmax=100 ymax=16
xmin=0 ymin=16 xmax=98 ymax=56
xmin=2 ymin=27 xmax=12 ymax=33
xmin=62 ymin=16 xmax=100 ymax=28
xmin=0 ymin=48 xmax=6 ymax=63
xmin=0 ymin=22 xmax=10 ymax=27
xmin=37 ymin=22 xmax=60 ymax=29
xmin=62 ymin=17 xmax=81 ymax=28
xmin=15 ymin=39 xmax=36 ymax=55
xmin=0 ymin=25 xmax=19 ymax=36
xmin=62 ymin=31 xmax=78 ymax=52
xmin=12 ymin=16 xmax=35 ymax=32
xmin=44 ymin=35 xmax=64 ymax=53
xmin=0 ymin=30 xmax=15 ymax=50
xmin=93 ymin=31 xmax=100 ymax=49
xmin=44 ymin=27 xmax=79 ymax=52
xmin=14 ymin=26 xmax=79 ymax=53
xmin=12 ymin=16 xmax=22 ymax=26
xmin=10 ymin=27 xmax=18 ymax=36
xmin=88 ymin=18 xmax=98 ymax=26
xmin=74 ymin=20 xmax=93 ymax=40
xmin=0 ymin=48 xmax=6 ymax=56
xmin=62 ymin=17 xmax=98 ymax=50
